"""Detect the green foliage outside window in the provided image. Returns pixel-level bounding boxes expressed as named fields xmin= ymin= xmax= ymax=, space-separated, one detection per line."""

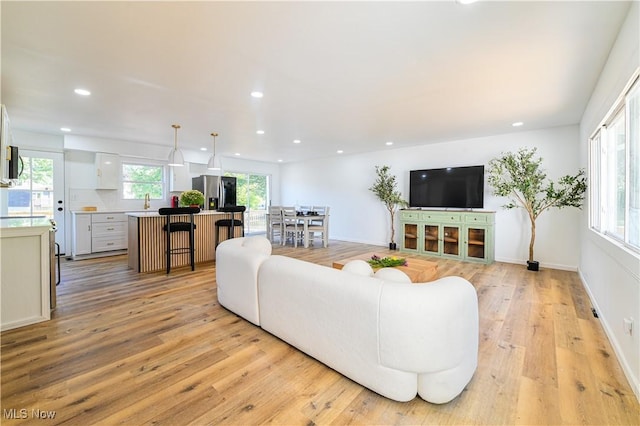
xmin=122 ymin=163 xmax=164 ymax=199
xmin=226 ymin=172 xmax=267 ymax=210
xmin=16 ymin=157 xmax=53 ymax=189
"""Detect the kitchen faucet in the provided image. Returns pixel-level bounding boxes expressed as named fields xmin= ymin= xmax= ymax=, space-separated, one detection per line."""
xmin=143 ymin=193 xmax=150 ymax=210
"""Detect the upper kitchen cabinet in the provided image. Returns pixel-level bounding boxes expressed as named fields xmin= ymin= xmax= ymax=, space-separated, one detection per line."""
xmin=95 ymin=153 xmax=120 ymax=189
xmin=169 ymin=162 xmax=192 ymax=192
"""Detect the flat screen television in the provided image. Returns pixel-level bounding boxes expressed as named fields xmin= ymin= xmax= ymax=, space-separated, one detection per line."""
xmin=409 ymin=165 xmax=484 ymax=209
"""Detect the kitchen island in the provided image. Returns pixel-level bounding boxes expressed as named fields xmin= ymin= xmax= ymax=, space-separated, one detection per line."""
xmin=127 ymin=210 xmax=243 ymax=273
xmin=0 ymin=217 xmax=53 ymax=331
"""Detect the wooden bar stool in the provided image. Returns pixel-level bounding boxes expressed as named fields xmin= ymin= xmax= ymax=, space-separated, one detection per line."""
xmin=159 ymin=207 xmax=200 ymax=274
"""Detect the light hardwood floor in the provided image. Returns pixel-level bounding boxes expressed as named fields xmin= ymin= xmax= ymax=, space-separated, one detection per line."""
xmin=1 ymin=239 xmax=638 ymax=425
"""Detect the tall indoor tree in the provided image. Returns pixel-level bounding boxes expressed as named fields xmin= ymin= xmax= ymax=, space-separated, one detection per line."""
xmin=369 ymin=165 xmax=408 ymax=250
xmin=488 ymin=147 xmax=587 ymax=270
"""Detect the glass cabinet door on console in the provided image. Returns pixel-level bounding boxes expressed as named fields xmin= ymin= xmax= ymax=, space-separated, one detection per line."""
xmin=442 ymin=225 xmax=461 ymax=258
xmin=403 ymin=223 xmax=419 ymax=252
xmin=466 ymin=227 xmax=486 ymax=260
xmin=423 ymin=224 xmax=439 ymax=254
xmin=421 ymin=223 xmax=461 ymax=259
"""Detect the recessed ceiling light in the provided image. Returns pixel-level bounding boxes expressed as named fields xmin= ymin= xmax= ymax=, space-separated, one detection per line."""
xmin=200 ymin=147 xmax=207 ymax=151
xmin=74 ymin=88 xmax=91 ymax=96
xmin=512 ymin=121 xmax=524 ymax=127
xmin=456 ymin=0 xmax=479 ymax=4
xmin=235 ymin=153 xmax=241 ymax=156
xmin=277 ymin=159 xmax=283 ymax=162
xmin=256 ymin=130 xmax=265 ymax=135
xmin=385 ymin=141 xmax=394 ymax=146
xmin=60 ymin=127 xmax=71 ymax=132
xmin=337 ymin=150 xmax=344 ymax=154
xmin=251 ymin=91 xmax=264 ymax=98
xmin=293 ymin=139 xmax=301 ymax=144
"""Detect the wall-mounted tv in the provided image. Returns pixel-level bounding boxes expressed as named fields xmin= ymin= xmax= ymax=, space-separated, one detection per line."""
xmin=409 ymin=165 xmax=484 ymax=209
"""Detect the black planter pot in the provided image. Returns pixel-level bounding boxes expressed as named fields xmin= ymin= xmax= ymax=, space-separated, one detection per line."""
xmin=389 ymin=242 xmax=397 ymax=250
xmin=527 ymin=260 xmax=540 ymax=271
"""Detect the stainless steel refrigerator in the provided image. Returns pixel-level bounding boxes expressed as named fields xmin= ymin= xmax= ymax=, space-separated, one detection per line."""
xmin=192 ymin=175 xmax=237 ymax=210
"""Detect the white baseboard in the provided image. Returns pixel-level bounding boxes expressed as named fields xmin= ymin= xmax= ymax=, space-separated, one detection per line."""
xmin=578 ymin=269 xmax=640 ymax=403
xmin=494 ymin=256 xmax=577 ymax=271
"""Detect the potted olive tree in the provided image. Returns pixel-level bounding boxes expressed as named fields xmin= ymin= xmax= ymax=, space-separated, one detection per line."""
xmin=369 ymin=165 xmax=408 ymax=250
xmin=488 ymin=147 xmax=586 ymax=271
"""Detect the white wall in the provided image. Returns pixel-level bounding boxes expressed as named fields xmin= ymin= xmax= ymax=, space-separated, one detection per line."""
xmin=578 ymin=2 xmax=639 ymax=401
xmin=12 ymin=129 xmax=64 ymax=152
xmin=281 ymin=124 xmax=582 ymax=270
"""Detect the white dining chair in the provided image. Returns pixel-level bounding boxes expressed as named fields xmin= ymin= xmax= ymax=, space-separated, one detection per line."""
xmin=268 ymin=205 xmax=283 ymax=243
xmin=310 ymin=205 xmax=327 ymax=226
xmin=307 ymin=206 xmax=329 ymax=247
xmin=282 ymin=206 xmax=303 ymax=247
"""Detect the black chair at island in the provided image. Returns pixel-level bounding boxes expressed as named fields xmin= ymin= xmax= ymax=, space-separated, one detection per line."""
xmin=215 ymin=206 xmax=246 ymax=248
xmin=159 ymin=207 xmax=200 ymax=274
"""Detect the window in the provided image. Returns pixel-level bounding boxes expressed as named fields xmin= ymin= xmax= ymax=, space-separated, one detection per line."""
xmin=8 ymin=155 xmax=54 ymax=218
xmin=122 ymin=162 xmax=165 ymax=200
xmin=589 ymin=70 xmax=639 ymax=252
xmin=224 ymin=171 xmax=269 ymax=234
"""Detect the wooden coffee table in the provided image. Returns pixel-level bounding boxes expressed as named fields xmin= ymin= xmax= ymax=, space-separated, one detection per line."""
xmin=332 ymin=252 xmax=438 ymax=283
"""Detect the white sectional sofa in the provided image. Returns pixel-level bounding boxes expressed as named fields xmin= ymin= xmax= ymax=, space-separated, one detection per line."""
xmin=215 ymin=236 xmax=479 ymax=404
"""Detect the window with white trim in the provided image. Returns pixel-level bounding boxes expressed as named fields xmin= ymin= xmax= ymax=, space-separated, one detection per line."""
xmin=589 ymin=70 xmax=639 ymax=252
xmin=121 ymin=161 xmax=165 ymax=200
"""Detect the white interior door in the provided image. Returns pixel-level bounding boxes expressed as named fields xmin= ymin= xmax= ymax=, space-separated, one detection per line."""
xmin=7 ymin=150 xmax=65 ymax=252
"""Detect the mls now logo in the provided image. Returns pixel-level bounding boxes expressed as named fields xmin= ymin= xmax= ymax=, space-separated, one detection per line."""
xmin=3 ymin=408 xmax=56 ymax=419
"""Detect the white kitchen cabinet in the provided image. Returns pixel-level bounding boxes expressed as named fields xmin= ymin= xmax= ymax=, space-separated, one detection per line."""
xmin=95 ymin=153 xmax=120 ymax=189
xmin=1 ymin=220 xmax=52 ymax=331
xmin=71 ymin=212 xmax=128 ymax=259
xmin=91 ymin=213 xmax=127 ymax=252
xmin=72 ymin=213 xmax=92 ymax=256
xmin=169 ymin=162 xmax=192 ymax=192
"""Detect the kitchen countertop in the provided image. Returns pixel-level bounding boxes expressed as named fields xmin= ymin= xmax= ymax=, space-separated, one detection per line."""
xmin=127 ymin=210 xmax=227 ymax=218
xmin=0 ymin=217 xmax=53 ymax=229
xmin=71 ymin=210 xmax=150 ymax=214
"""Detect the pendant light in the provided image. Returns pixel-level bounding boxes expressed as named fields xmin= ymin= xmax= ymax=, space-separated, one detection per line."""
xmin=168 ymin=124 xmax=185 ymax=167
xmin=207 ymin=132 xmax=222 ymax=174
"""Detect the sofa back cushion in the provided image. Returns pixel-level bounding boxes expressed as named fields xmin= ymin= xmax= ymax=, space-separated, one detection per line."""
xmin=258 ymin=255 xmax=419 ymax=401
xmin=216 ymin=237 xmax=272 ymax=325
xmin=378 ymin=276 xmax=478 ymax=373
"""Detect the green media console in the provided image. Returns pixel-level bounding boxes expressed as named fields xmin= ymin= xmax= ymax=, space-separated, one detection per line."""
xmin=399 ymin=209 xmax=495 ymax=264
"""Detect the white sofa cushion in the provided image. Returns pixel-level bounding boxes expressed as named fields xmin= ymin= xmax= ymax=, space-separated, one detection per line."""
xmin=216 ymin=236 xmax=272 ymax=325
xmin=374 ymin=267 xmax=412 ymax=283
xmin=341 ymin=259 xmax=374 ymax=276
xmin=377 ymin=276 xmax=478 ymax=403
xmin=257 ymin=255 xmax=418 ymax=402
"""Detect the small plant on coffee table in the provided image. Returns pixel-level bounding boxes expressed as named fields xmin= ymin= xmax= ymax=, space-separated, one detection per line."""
xmin=367 ymin=254 xmax=408 ymax=268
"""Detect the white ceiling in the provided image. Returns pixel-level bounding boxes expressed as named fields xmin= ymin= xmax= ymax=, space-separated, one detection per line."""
xmin=1 ymin=1 xmax=631 ymax=164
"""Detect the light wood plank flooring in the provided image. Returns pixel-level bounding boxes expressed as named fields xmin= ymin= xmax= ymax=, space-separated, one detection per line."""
xmin=1 ymin=239 xmax=638 ymax=425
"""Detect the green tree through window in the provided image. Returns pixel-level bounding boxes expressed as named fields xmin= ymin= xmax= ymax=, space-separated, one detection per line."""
xmin=8 ymin=156 xmax=55 ymax=217
xmin=228 ymin=172 xmax=267 ymax=210
xmin=122 ymin=163 xmax=164 ymax=199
